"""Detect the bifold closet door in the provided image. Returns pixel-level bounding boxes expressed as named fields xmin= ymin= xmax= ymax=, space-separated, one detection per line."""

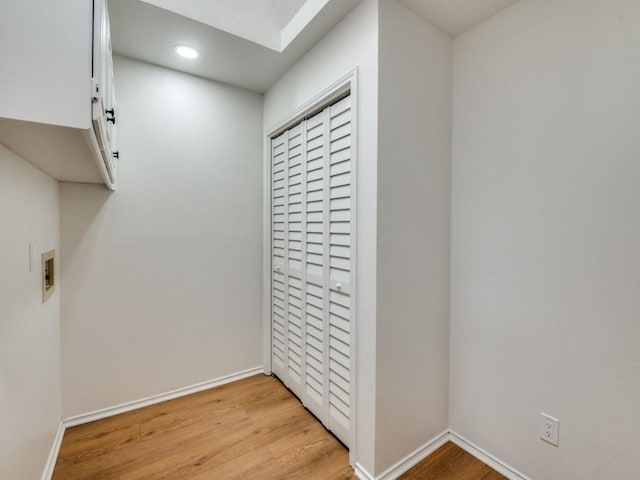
xmin=271 ymin=95 xmax=353 ymax=447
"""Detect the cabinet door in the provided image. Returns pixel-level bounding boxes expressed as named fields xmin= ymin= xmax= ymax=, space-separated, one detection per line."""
xmin=0 ymin=0 xmax=91 ymax=128
xmin=92 ymin=0 xmax=117 ymax=183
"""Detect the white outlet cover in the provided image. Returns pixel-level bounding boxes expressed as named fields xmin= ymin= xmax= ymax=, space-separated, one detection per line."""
xmin=540 ymin=412 xmax=560 ymax=446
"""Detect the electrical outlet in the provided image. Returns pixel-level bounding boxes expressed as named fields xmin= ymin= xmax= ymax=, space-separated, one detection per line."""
xmin=540 ymin=412 xmax=560 ymax=446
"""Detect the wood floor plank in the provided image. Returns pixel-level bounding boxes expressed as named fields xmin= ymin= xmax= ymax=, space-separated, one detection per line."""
xmin=56 ymin=422 xmax=141 ymax=462
xmin=53 ymin=375 xmax=504 ymax=480
xmin=398 ymin=442 xmax=508 ymax=480
xmin=119 ymin=425 xmax=260 ymax=480
xmin=278 ymin=437 xmax=357 ymax=480
xmin=188 ymin=446 xmax=283 ymax=480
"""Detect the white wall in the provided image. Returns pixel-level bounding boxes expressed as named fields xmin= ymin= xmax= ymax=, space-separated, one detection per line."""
xmin=0 ymin=145 xmax=61 ymax=480
xmin=60 ymin=56 xmax=264 ymax=417
xmin=264 ymin=0 xmax=378 ymax=472
xmin=375 ymin=0 xmax=452 ymax=473
xmin=451 ymin=1 xmax=640 ymax=478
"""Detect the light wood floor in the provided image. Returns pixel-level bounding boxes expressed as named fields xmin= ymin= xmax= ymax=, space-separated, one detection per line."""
xmin=53 ymin=374 xmax=505 ymax=479
xmin=398 ymin=442 xmax=507 ymax=480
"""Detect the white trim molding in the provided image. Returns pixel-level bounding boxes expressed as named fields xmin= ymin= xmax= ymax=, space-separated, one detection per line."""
xmin=354 ymin=429 xmax=530 ymax=480
xmin=376 ymin=430 xmax=450 ymax=480
xmin=39 ymin=374 xmax=531 ymax=480
xmin=63 ymin=367 xmax=264 ymax=428
xmin=353 ymin=430 xmax=448 ymax=480
xmin=354 ymin=462 xmax=375 ymax=480
xmin=449 ymin=431 xmax=532 ymax=480
xmin=265 ymin=69 xmax=357 ymax=138
xmin=41 ymin=367 xmax=265 ymax=479
xmin=40 ymin=421 xmax=65 ymax=480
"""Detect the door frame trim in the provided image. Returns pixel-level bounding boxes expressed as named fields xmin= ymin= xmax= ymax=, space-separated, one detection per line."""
xmin=262 ymin=68 xmax=359 ymax=464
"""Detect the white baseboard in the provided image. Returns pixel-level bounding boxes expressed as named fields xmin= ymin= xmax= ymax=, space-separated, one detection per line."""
xmin=40 ymin=420 xmax=65 ymax=480
xmin=376 ymin=430 xmax=450 ymax=480
xmin=354 ymin=430 xmax=449 ymax=480
xmin=449 ymin=430 xmax=531 ymax=480
xmin=355 ymin=429 xmax=530 ymax=480
xmin=354 ymin=463 xmax=375 ymax=480
xmin=63 ymin=366 xmax=264 ymax=427
xmin=40 ymin=367 xmax=265 ymax=480
xmin=40 ymin=375 xmax=530 ymax=480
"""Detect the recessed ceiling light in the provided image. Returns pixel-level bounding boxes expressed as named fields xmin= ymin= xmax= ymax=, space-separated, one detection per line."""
xmin=174 ymin=45 xmax=199 ymax=59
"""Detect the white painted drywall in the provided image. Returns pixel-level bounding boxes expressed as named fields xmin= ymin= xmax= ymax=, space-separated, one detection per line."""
xmin=264 ymin=0 xmax=378 ymax=472
xmin=138 ymin=0 xmax=303 ymax=50
xmin=60 ymin=56 xmax=264 ymax=417
xmin=399 ymin=0 xmax=517 ymax=37
xmin=451 ymin=0 xmax=640 ymax=478
xmin=0 ymin=145 xmax=61 ymax=480
xmin=0 ymin=0 xmax=91 ymax=129
xmin=375 ymin=0 xmax=452 ymax=473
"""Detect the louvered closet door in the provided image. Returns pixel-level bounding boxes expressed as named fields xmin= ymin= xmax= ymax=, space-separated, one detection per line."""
xmin=271 ymin=94 xmax=353 ymax=448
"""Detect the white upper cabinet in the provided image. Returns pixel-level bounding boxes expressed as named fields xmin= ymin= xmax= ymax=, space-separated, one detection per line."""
xmin=0 ymin=0 xmax=118 ymax=190
xmin=92 ymin=0 xmax=118 ymax=186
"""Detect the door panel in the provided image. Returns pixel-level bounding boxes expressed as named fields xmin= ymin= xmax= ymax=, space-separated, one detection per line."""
xmin=271 ymin=95 xmax=353 ymax=447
